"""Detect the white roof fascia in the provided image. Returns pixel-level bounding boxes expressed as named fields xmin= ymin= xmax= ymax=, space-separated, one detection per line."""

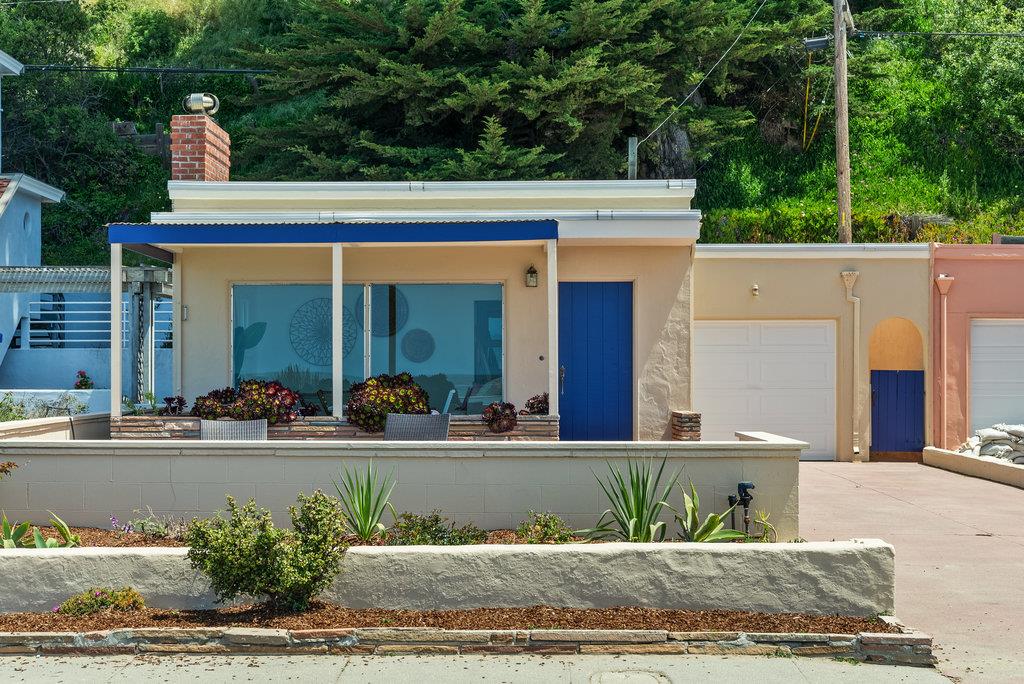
xmin=146 ymin=209 xmax=702 ymax=245
xmin=695 ymin=243 xmax=930 ymax=259
xmin=167 ymin=179 xmax=697 ymax=201
xmin=0 ymin=51 xmax=24 ymax=76
xmin=0 ymin=174 xmax=65 ymax=203
xmin=149 ymin=209 xmax=702 ymax=223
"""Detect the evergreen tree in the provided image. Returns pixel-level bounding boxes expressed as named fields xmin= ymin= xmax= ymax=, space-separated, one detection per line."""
xmin=241 ymin=0 xmax=827 ymax=180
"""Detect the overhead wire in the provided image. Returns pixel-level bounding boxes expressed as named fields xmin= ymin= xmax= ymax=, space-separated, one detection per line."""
xmin=638 ymin=0 xmax=770 ymax=146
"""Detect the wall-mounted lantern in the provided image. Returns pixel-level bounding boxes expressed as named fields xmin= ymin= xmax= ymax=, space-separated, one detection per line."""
xmin=525 ymin=265 xmax=539 ymax=288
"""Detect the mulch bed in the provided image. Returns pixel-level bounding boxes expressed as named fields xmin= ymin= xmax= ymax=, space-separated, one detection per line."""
xmin=38 ymin=527 xmax=185 ymax=548
xmin=0 ymin=603 xmax=896 ymax=634
xmin=36 ymin=527 xmax=579 ymax=548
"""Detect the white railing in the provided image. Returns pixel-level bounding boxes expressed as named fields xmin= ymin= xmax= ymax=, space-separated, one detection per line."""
xmin=15 ymin=296 xmax=173 ymax=349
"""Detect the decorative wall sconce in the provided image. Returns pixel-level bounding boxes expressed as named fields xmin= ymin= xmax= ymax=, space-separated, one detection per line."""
xmin=525 ymin=265 xmax=539 ymax=288
xmin=751 ymin=283 xmax=760 ymax=297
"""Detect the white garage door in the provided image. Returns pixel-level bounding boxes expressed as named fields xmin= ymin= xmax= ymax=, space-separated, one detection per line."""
xmin=970 ymin=320 xmax=1024 ymax=432
xmin=694 ymin=320 xmax=837 ymax=460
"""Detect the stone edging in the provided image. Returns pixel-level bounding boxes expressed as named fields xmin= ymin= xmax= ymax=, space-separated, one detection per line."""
xmin=0 ymin=622 xmax=934 ymax=667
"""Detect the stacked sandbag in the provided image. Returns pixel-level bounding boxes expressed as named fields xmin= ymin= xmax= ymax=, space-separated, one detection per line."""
xmin=958 ymin=424 xmax=1024 ymax=464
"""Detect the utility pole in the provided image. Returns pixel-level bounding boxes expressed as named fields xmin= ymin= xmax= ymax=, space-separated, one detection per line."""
xmin=834 ymin=0 xmax=854 ymax=243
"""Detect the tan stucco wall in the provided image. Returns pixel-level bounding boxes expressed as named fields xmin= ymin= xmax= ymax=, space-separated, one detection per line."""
xmin=177 ymin=243 xmax=693 ymax=439
xmin=694 ymin=257 xmax=930 ymax=461
xmin=869 ymin=317 xmax=924 ymax=370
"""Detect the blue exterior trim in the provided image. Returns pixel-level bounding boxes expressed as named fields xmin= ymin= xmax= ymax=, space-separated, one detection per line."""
xmin=107 ymin=220 xmax=558 ymax=245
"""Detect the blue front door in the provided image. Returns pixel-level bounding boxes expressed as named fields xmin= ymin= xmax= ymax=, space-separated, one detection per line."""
xmin=558 ymin=282 xmax=633 ymax=440
xmin=871 ymin=370 xmax=925 ymax=452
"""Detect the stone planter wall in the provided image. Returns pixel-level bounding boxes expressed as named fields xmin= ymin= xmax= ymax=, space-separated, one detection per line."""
xmin=0 ymin=540 xmax=893 ymax=616
xmin=0 ymin=624 xmax=934 ymax=666
xmin=109 ymin=415 xmax=559 ymax=441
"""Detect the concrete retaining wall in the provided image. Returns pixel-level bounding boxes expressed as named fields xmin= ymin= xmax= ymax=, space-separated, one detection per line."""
xmin=0 ymin=433 xmax=804 ymax=538
xmin=0 ymin=540 xmax=894 ymax=616
xmin=923 ymin=446 xmax=1024 ymax=489
xmin=0 ymin=413 xmax=110 ymax=441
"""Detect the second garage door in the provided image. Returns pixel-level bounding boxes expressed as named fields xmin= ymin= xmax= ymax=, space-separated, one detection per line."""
xmin=694 ymin=320 xmax=837 ymax=460
xmin=970 ymin=319 xmax=1024 ymax=432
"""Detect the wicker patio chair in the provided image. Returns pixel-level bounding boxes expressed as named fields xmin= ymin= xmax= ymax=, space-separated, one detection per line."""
xmin=383 ymin=413 xmax=451 ymax=441
xmin=200 ymin=418 xmax=268 ymax=440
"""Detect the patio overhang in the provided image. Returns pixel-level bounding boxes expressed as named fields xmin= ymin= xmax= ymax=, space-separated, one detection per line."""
xmin=107 ymin=219 xmax=558 ymax=251
xmin=107 ymin=219 xmax=562 ymax=423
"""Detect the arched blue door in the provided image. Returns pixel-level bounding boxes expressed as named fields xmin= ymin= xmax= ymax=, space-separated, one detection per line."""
xmin=558 ymin=282 xmax=633 ymax=440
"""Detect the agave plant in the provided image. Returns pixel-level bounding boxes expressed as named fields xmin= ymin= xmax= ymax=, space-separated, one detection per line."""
xmin=334 ymin=462 xmax=397 ymax=541
xmin=581 ymin=458 xmax=680 ymax=542
xmin=2 ymin=511 xmax=79 ymax=549
xmin=674 ymin=482 xmax=745 ymax=543
xmin=33 ymin=511 xmax=81 ymax=548
xmin=2 ymin=512 xmax=32 ymax=548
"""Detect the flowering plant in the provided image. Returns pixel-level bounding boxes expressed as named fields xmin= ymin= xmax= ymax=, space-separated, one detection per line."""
xmin=482 ymin=401 xmax=518 ymax=433
xmin=73 ymin=370 xmax=94 ymax=390
xmin=345 ymin=372 xmax=429 ymax=433
xmin=520 ymin=392 xmax=549 ymax=416
xmin=191 ymin=380 xmax=300 ymax=424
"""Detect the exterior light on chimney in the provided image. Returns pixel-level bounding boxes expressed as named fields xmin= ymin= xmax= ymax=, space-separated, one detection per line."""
xmin=182 ymin=92 xmax=220 ymax=115
xmin=525 ymin=265 xmax=539 ymax=288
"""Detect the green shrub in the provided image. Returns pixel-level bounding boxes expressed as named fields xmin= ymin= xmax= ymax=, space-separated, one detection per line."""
xmin=58 ymin=587 xmax=144 ymax=616
xmin=184 ymin=491 xmax=348 ymax=611
xmin=0 ymin=393 xmax=28 ymax=423
xmin=388 ymin=511 xmax=487 ymax=546
xmin=516 ymin=511 xmax=574 ymax=544
xmin=344 ymin=372 xmax=429 ymax=433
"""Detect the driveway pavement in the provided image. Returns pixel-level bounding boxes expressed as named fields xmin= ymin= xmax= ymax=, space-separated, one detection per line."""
xmin=801 ymin=462 xmax=1024 ymax=683
xmin=1 ymin=654 xmax=947 ymax=683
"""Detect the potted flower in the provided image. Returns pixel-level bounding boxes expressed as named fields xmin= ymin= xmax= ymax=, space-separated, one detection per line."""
xmin=482 ymin=401 xmax=518 ymax=433
xmin=74 ymin=370 xmax=94 ymax=390
xmin=191 ymin=380 xmax=301 ymax=438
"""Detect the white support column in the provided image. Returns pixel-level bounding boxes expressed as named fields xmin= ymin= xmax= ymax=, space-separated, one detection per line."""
xmin=110 ymin=243 xmax=123 ymax=417
xmin=332 ymin=243 xmax=344 ymax=418
xmin=546 ymin=239 xmax=559 ymax=417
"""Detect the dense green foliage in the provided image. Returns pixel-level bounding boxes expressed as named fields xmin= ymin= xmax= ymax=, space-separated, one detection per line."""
xmin=185 ymin=493 xmax=348 ymax=610
xmin=1 ymin=0 xmax=1021 ymax=264
xmin=387 ymin=510 xmax=488 ymax=545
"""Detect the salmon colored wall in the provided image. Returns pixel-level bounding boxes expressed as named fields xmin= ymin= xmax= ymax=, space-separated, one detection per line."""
xmin=931 ymin=244 xmax=1024 ymax=449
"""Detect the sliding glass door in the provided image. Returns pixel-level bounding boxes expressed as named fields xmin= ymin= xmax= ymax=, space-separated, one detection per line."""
xmin=231 ymin=283 xmax=503 ymax=414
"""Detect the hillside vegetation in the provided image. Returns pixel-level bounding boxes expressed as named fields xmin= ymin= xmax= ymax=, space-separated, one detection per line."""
xmin=0 ymin=0 xmax=1021 ymax=264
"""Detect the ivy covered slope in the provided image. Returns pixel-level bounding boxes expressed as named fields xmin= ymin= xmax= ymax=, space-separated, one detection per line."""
xmin=1 ymin=0 xmax=1021 ymax=267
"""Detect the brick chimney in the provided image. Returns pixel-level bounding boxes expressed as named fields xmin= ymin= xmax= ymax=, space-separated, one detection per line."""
xmin=169 ymin=114 xmax=230 ymax=182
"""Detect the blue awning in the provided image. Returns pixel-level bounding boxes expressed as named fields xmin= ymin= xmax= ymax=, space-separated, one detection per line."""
xmin=108 ymin=220 xmax=558 ymax=245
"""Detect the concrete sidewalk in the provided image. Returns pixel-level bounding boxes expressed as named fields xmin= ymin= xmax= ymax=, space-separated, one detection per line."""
xmin=0 ymin=654 xmax=947 ymax=683
xmin=801 ymin=462 xmax=1024 ymax=683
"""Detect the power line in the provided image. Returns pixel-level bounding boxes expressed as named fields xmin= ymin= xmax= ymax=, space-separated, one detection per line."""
xmin=0 ymin=0 xmax=72 ymax=5
xmin=638 ymin=0 xmax=769 ymax=146
xmin=854 ymin=30 xmax=1024 ymax=39
xmin=23 ymin=64 xmax=272 ymax=75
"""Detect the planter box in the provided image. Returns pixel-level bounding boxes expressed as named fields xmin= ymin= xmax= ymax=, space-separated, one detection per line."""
xmin=0 ymin=540 xmax=894 ymax=617
xmin=110 ymin=415 xmax=560 ymax=441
